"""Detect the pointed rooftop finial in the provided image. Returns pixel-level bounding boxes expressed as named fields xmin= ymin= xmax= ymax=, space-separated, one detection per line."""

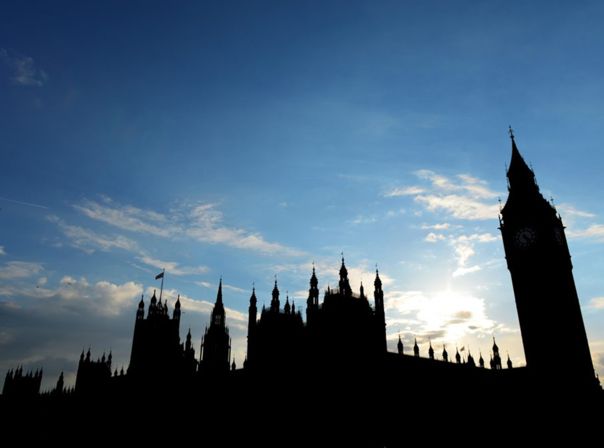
xmin=216 ymin=278 xmax=223 ymax=305
xmin=509 ymin=125 xmax=515 ymax=141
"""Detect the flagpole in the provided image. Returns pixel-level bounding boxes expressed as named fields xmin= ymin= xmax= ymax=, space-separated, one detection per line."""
xmin=159 ymin=268 xmax=165 ymax=302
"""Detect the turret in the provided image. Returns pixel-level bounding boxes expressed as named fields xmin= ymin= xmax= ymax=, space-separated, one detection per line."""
xmin=442 ymin=345 xmax=449 ymax=362
xmin=137 ymin=294 xmax=145 ymax=320
xmin=338 ymin=256 xmax=352 ymax=296
xmin=173 ymin=294 xmax=181 ymax=320
xmin=413 ymin=338 xmax=419 ymax=357
xmin=428 ymin=341 xmax=434 ymax=360
xmin=397 ymin=335 xmax=403 ymax=355
xmin=374 ymin=269 xmax=387 ymax=352
xmin=307 ymin=265 xmax=319 ymax=324
xmin=271 ymin=279 xmax=280 ymax=312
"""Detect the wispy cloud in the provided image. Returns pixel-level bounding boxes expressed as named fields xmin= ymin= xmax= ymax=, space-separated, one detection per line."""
xmin=557 ymin=203 xmax=596 ymax=219
xmin=421 ymin=223 xmax=450 ymax=230
xmin=567 ymin=224 xmax=604 ymax=242
xmin=450 ymin=233 xmax=498 ymax=277
xmin=74 ymin=198 xmax=174 ymax=237
xmin=0 ymin=261 xmax=44 ymax=280
xmin=137 ymin=255 xmax=208 ymax=277
xmin=0 ymin=246 xmax=5 ymax=256
xmin=72 ymin=197 xmax=303 ymax=257
xmin=385 ymin=186 xmax=425 ymax=197
xmin=0 ymin=196 xmax=48 ymax=209
xmin=387 ymin=170 xmax=501 ymax=221
xmin=187 ymin=204 xmax=304 ymax=256
xmin=0 ymin=49 xmax=47 ymax=86
xmin=49 ymin=215 xmax=139 ymax=254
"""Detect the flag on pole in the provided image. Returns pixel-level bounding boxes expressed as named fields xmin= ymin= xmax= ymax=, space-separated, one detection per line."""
xmin=155 ymin=271 xmax=164 ymax=280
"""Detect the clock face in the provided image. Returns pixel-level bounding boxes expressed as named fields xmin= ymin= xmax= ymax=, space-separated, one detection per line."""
xmin=514 ymin=227 xmax=536 ymax=248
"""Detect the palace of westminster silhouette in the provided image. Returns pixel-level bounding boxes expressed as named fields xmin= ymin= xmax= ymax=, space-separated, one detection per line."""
xmin=1 ymin=134 xmax=602 ymax=444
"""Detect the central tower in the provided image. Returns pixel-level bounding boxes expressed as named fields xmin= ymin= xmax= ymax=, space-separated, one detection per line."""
xmin=499 ymin=132 xmax=595 ymax=388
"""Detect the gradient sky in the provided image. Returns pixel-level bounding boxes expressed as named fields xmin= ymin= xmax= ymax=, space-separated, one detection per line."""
xmin=2 ymin=1 xmax=604 ymax=389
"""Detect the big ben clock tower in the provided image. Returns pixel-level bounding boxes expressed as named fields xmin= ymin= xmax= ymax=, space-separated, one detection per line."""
xmin=500 ymin=129 xmax=596 ymax=389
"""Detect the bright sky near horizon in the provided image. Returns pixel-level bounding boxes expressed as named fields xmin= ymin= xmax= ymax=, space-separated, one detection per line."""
xmin=1 ymin=1 xmax=604 ymax=389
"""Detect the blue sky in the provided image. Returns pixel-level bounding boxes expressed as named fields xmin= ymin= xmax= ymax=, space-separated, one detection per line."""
xmin=2 ymin=1 xmax=604 ymax=389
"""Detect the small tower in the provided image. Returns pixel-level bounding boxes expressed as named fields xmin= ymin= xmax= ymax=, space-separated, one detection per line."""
xmin=507 ymin=354 xmax=513 ymax=369
xmin=284 ymin=295 xmax=291 ymax=314
xmin=173 ymin=295 xmax=181 ymax=320
xmin=338 ymin=256 xmax=352 ymax=296
xmin=247 ymin=286 xmax=258 ymax=366
xmin=397 ymin=335 xmax=404 ymax=355
xmin=442 ymin=345 xmax=449 ymax=362
xmin=307 ymin=265 xmax=319 ymax=325
xmin=201 ymin=279 xmax=231 ymax=374
xmin=428 ymin=341 xmax=434 ymax=360
xmin=374 ymin=269 xmax=387 ymax=353
xmin=455 ymin=348 xmax=461 ymax=364
xmin=271 ymin=279 xmax=280 ymax=313
xmin=467 ymin=350 xmax=476 ymax=367
xmin=491 ymin=337 xmax=502 ymax=370
xmin=479 ymin=352 xmax=485 ymax=368
xmin=137 ymin=295 xmax=145 ymax=320
xmin=413 ymin=338 xmax=419 ymax=357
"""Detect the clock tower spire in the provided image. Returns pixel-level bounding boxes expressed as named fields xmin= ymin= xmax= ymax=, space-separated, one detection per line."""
xmin=499 ymin=131 xmax=596 ymax=390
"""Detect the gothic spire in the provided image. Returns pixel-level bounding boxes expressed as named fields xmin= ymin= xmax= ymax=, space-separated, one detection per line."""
xmin=271 ymin=278 xmax=280 ymax=312
xmin=216 ymin=278 xmax=223 ymax=305
xmin=397 ymin=335 xmax=403 ymax=355
xmin=413 ymin=338 xmax=419 ymax=357
xmin=506 ymin=128 xmax=539 ymax=195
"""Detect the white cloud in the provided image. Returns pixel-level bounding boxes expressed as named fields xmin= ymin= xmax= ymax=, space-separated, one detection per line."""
xmin=452 ymin=265 xmax=481 ymax=277
xmin=421 ymin=223 xmax=450 ymax=230
xmin=72 ymin=197 xmax=303 ymax=257
xmin=49 ymin=215 xmax=139 ymax=254
xmin=415 ymin=194 xmax=500 ymax=220
xmin=567 ymin=224 xmax=604 ymax=242
xmin=387 ymin=170 xmax=501 ymax=221
xmin=74 ymin=198 xmax=174 ymax=237
xmin=0 ymin=48 xmax=48 ymax=86
xmin=187 ymin=203 xmax=304 ymax=256
xmin=0 ymin=246 xmax=5 ymax=256
xmin=589 ymin=297 xmax=604 ymax=309
xmin=557 ymin=203 xmax=596 ymax=219
xmin=0 ymin=274 xmax=142 ymax=316
xmin=449 ymin=233 xmax=498 ymax=277
xmin=137 ymin=255 xmax=208 ymax=277
xmin=0 ymin=261 xmax=44 ymax=280
xmin=385 ymin=186 xmax=425 ymax=197
xmin=425 ymin=232 xmax=446 ymax=243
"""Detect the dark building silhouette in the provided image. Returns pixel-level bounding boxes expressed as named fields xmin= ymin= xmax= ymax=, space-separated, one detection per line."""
xmin=128 ymin=290 xmax=183 ymax=378
xmin=500 ymin=132 xmax=597 ymax=389
xmin=2 ymin=367 xmax=42 ymax=398
xmin=75 ymin=349 xmax=112 ymax=394
xmin=200 ymin=279 xmax=231 ymax=374
xmin=1 ymin=133 xmax=602 ymax=445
